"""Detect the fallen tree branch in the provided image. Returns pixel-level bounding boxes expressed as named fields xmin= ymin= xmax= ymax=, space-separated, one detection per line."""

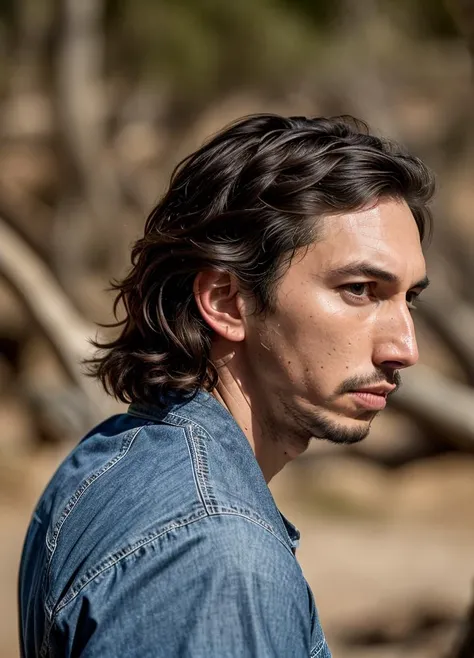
xmin=0 ymin=213 xmax=110 ymax=423
xmin=53 ymin=0 xmax=123 ymax=288
xmin=391 ymin=364 xmax=474 ymax=452
xmin=417 ymin=270 xmax=474 ymax=385
xmin=419 ymin=299 xmax=474 ymax=384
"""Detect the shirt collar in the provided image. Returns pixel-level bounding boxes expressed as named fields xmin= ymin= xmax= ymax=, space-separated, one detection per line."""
xmin=129 ymin=390 xmax=302 ymax=554
xmin=279 ymin=513 xmax=300 ymax=552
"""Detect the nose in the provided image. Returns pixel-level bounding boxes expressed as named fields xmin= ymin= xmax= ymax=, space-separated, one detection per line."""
xmin=372 ymin=302 xmax=419 ymax=371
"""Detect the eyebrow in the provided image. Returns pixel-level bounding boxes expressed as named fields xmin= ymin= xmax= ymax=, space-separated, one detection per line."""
xmin=326 ymin=261 xmax=430 ymax=290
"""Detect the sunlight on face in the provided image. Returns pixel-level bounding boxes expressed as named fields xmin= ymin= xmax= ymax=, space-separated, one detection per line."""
xmin=243 ymin=198 xmax=427 ymax=445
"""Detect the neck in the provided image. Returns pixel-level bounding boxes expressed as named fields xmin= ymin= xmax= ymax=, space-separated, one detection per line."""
xmin=211 ymin=354 xmax=309 ymax=483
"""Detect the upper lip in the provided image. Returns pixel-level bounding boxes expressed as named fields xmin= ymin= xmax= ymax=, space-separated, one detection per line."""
xmin=352 ymin=384 xmax=397 ymax=397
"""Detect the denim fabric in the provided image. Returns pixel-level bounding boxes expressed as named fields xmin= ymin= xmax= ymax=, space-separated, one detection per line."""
xmin=19 ymin=390 xmax=331 ymax=657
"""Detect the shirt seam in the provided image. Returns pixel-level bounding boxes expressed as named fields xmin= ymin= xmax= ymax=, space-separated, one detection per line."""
xmin=50 ymin=509 xmax=297 ymax=621
xmin=310 ymin=638 xmax=329 ymax=657
xmin=45 ymin=423 xmax=149 ymax=562
xmin=184 ymin=423 xmax=219 ymax=512
xmin=40 ymin=422 xmax=150 ymax=655
xmin=129 ymin=409 xmax=295 ymax=550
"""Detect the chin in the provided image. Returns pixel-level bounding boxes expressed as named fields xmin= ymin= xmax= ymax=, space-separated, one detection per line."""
xmin=320 ymin=424 xmax=370 ymax=445
xmin=312 ymin=412 xmax=374 ymax=445
xmin=281 ymin=397 xmax=375 ymax=445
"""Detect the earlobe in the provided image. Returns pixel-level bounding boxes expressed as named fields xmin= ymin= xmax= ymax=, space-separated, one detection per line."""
xmin=194 ymin=270 xmax=246 ymax=342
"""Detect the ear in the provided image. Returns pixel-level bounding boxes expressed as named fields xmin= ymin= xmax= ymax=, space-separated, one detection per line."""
xmin=194 ymin=270 xmax=246 ymax=342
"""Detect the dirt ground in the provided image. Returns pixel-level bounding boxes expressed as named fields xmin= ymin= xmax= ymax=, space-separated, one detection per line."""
xmin=272 ymin=456 xmax=474 ymax=658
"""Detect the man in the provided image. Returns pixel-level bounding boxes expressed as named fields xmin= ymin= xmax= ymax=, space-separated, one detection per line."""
xmin=19 ymin=114 xmax=434 ymax=657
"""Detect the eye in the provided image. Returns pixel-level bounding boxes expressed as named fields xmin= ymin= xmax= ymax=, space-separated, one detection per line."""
xmin=339 ymin=282 xmax=375 ymax=305
xmin=343 ymin=282 xmax=372 ymax=297
xmin=406 ymin=290 xmax=420 ymax=310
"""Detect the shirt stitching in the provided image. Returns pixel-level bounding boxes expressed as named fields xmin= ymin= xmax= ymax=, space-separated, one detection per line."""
xmin=185 ymin=424 xmax=220 ymax=513
xmin=51 ymin=510 xmax=295 ymax=619
xmin=40 ymin=423 xmax=150 ymax=656
xmin=45 ymin=424 xmax=148 ymax=562
xmin=183 ymin=425 xmax=208 ymax=510
xmin=207 ymin=511 xmax=296 ymax=556
xmin=130 ymin=408 xmax=294 ymax=549
xmin=310 ymin=638 xmax=329 ymax=657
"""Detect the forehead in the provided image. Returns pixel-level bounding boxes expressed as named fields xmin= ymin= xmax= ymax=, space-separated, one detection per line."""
xmin=311 ymin=199 xmax=425 ymax=281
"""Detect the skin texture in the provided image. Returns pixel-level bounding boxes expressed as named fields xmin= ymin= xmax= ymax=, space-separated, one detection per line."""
xmin=194 ymin=198 xmax=428 ymax=482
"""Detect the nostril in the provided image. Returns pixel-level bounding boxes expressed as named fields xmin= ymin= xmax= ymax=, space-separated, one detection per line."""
xmin=381 ymin=361 xmax=405 ymax=369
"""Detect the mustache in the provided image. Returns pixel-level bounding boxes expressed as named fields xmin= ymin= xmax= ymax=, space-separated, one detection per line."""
xmin=334 ymin=370 xmax=402 ymax=396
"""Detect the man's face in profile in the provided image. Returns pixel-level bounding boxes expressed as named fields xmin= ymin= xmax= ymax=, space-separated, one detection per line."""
xmin=243 ymin=198 xmax=428 ymax=445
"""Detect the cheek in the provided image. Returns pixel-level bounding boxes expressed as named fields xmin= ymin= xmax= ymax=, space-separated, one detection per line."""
xmin=251 ymin=294 xmax=372 ymax=384
xmin=293 ymin=317 xmax=371 ymax=388
xmin=265 ymin=323 xmax=345 ymax=388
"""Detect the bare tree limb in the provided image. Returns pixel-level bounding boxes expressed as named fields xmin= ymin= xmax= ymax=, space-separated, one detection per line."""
xmin=5 ymin=0 xmax=55 ymax=129
xmin=53 ymin=0 xmax=122 ymax=287
xmin=419 ymin=302 xmax=474 ymax=383
xmin=417 ymin=285 xmax=474 ymax=385
xmin=56 ymin=0 xmax=106 ymax=198
xmin=0 ymin=213 xmax=110 ymax=424
xmin=391 ymin=364 xmax=474 ymax=452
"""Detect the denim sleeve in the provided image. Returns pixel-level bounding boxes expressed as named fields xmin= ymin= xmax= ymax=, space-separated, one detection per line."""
xmin=51 ymin=513 xmax=324 ymax=657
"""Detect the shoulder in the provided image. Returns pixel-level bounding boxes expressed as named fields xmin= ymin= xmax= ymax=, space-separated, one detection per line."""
xmin=184 ymin=512 xmax=302 ymax=573
xmin=38 ymin=414 xmax=205 ymax=605
xmin=56 ymin=511 xmax=308 ymax=616
xmin=49 ymin=513 xmax=320 ymax=658
xmin=43 ymin=414 xmax=202 ymax=532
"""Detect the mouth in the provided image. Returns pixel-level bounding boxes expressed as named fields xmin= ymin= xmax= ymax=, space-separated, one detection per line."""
xmin=346 ymin=384 xmax=396 ymax=411
xmin=347 ymin=391 xmax=388 ymax=411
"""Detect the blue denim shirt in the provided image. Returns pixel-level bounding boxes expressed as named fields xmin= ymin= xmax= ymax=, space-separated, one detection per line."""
xmin=19 ymin=390 xmax=331 ymax=657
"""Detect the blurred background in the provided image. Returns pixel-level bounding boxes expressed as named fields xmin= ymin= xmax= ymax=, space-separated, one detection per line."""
xmin=1 ymin=1 xmax=474 ymax=656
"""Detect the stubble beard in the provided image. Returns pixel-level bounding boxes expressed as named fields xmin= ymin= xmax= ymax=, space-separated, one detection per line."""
xmin=307 ymin=408 xmax=374 ymax=445
xmin=274 ymin=370 xmax=400 ymax=447
xmin=278 ymin=395 xmax=377 ymax=446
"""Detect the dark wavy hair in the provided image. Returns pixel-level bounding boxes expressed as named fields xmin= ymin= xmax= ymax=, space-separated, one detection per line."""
xmin=88 ymin=114 xmax=435 ymax=404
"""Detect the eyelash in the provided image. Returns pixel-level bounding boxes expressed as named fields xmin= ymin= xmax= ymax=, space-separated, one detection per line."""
xmin=341 ymin=283 xmax=420 ymax=310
